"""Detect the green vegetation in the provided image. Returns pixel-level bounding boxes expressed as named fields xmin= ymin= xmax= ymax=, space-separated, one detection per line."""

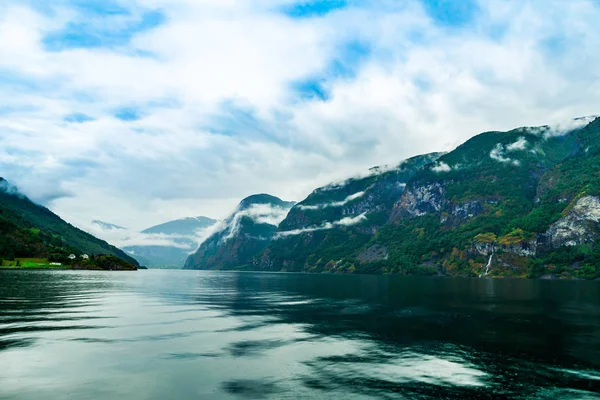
xmin=366 ymin=119 xmax=600 ymax=280
xmin=205 ymin=118 xmax=600 ymax=280
xmin=1 ymin=258 xmax=60 ymax=268
xmin=0 ymin=179 xmax=138 ymax=271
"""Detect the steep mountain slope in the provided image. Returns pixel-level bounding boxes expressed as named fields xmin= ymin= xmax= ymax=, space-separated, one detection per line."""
xmin=373 ymin=116 xmax=600 ymax=278
xmin=184 ymin=194 xmax=295 ymax=270
xmin=256 ymin=153 xmax=443 ymax=272
xmin=123 ymin=216 xmax=217 ymax=268
xmin=0 ymin=178 xmax=138 ymax=267
xmin=184 ymin=115 xmax=600 ymax=279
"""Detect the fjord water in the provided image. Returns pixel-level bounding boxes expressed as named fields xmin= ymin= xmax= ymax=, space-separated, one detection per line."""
xmin=0 ymin=271 xmax=599 ymax=399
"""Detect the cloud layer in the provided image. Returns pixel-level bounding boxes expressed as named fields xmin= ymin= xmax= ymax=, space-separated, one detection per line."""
xmin=276 ymin=212 xmax=368 ymax=238
xmin=299 ymin=191 xmax=366 ymax=210
xmin=86 ymin=222 xmax=214 ymax=251
xmin=1 ymin=0 xmax=600 ymax=233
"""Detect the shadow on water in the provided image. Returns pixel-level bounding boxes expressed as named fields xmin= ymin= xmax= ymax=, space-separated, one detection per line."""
xmin=1 ymin=270 xmax=599 ymax=399
xmin=184 ymin=272 xmax=600 ymax=399
xmin=221 ymin=379 xmax=285 ymax=399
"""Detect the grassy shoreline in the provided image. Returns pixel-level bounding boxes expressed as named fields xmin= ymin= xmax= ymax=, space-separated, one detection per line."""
xmin=1 ymin=256 xmax=137 ymax=271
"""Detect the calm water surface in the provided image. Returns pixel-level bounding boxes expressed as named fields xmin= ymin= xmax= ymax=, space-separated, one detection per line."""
xmin=0 ymin=270 xmax=599 ymax=399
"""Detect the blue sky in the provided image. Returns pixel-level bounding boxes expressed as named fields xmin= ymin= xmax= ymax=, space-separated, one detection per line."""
xmin=0 ymin=0 xmax=599 ymax=236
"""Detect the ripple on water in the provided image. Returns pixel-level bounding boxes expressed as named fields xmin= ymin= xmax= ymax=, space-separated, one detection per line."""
xmin=0 ymin=270 xmax=599 ymax=400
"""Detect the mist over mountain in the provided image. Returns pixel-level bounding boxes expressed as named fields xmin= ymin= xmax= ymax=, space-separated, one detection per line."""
xmin=184 ymin=194 xmax=295 ymax=270
xmin=141 ymin=217 xmax=216 ymax=235
xmin=87 ymin=216 xmax=218 ymax=268
xmin=122 ymin=216 xmax=217 ymax=268
xmin=0 ymin=178 xmax=138 ymax=267
xmin=185 ymin=116 xmax=600 ymax=280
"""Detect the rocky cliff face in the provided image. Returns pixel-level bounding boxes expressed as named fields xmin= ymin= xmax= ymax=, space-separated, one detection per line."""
xmin=379 ymin=116 xmax=600 ymax=278
xmin=279 ymin=153 xmax=443 ymax=232
xmin=256 ymin=153 xmax=443 ymax=272
xmin=391 ymin=182 xmax=447 ymax=219
xmin=544 ymin=196 xmax=600 ymax=248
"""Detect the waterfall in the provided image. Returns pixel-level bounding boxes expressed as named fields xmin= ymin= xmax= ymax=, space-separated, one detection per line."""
xmin=479 ymin=251 xmax=494 ymax=278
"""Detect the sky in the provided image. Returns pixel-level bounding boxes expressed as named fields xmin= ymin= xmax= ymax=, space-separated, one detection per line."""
xmin=1 ymin=0 xmax=600 ymax=234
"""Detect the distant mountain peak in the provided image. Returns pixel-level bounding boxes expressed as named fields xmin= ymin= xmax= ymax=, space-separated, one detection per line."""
xmin=92 ymin=220 xmax=127 ymax=230
xmin=141 ymin=216 xmax=217 ymax=235
xmin=238 ymin=194 xmax=296 ymax=211
xmin=121 ymin=215 xmax=218 ymax=268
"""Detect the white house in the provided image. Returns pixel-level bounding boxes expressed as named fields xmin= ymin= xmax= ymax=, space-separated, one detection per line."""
xmin=81 ymin=254 xmax=89 ymax=260
xmin=68 ymin=254 xmax=76 ymax=260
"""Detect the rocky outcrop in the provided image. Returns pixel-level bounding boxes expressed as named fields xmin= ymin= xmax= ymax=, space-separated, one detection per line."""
xmin=473 ymin=239 xmax=537 ymax=257
xmin=357 ymin=244 xmax=389 ymax=263
xmin=544 ymin=196 xmax=600 ymax=248
xmin=391 ymin=182 xmax=447 ymax=219
xmin=391 ymin=181 xmax=486 ymax=224
xmin=255 ymin=154 xmax=442 ymax=272
xmin=503 ymin=241 xmax=537 ymax=257
xmin=280 ymin=153 xmax=443 ymax=232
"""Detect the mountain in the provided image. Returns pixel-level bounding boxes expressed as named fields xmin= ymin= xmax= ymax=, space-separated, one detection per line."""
xmin=123 ymin=216 xmax=216 ymax=268
xmin=141 ymin=216 xmax=216 ymax=235
xmin=256 ymin=153 xmax=444 ymax=272
xmin=92 ymin=220 xmax=126 ymax=230
xmin=184 ymin=115 xmax=600 ymax=280
xmin=374 ymin=115 xmax=600 ymax=279
xmin=0 ymin=178 xmax=138 ymax=268
xmin=184 ymin=194 xmax=295 ymax=270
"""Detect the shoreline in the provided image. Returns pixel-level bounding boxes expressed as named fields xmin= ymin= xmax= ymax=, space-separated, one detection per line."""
xmin=174 ymin=269 xmax=600 ymax=281
xmin=0 ymin=267 xmax=137 ymax=271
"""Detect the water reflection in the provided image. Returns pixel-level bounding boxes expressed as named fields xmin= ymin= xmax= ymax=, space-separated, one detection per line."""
xmin=0 ymin=270 xmax=599 ymax=399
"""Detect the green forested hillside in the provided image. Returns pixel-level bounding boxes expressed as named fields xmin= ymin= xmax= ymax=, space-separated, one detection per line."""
xmin=257 ymin=153 xmax=443 ymax=272
xmin=185 ymin=116 xmax=600 ymax=280
xmin=0 ymin=179 xmax=138 ymax=268
xmin=371 ymin=117 xmax=600 ymax=279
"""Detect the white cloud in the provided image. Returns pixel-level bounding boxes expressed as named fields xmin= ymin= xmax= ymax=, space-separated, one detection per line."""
xmin=334 ymin=213 xmax=368 ymax=226
xmin=490 ymin=139 xmax=527 ymax=166
xmin=276 ymin=212 xmax=367 ymax=237
xmin=86 ymin=224 xmax=210 ymax=250
xmin=0 ymin=0 xmax=599 ymax=237
xmin=218 ymin=202 xmax=294 ymax=242
xmin=506 ymin=137 xmax=528 ymax=151
xmin=489 ymin=144 xmax=512 ymax=163
xmin=545 ymin=115 xmax=598 ymax=138
xmin=299 ymin=191 xmax=366 ymax=210
xmin=431 ymin=162 xmax=451 ymax=173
